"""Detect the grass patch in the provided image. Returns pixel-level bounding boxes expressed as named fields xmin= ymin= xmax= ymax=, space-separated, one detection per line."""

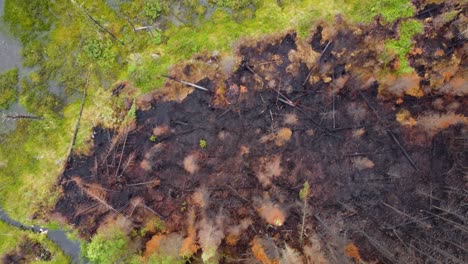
xmin=385 ymin=19 xmax=424 ymax=74
xmin=344 ymin=0 xmax=414 ymax=23
xmin=0 ymin=67 xmax=18 ymax=109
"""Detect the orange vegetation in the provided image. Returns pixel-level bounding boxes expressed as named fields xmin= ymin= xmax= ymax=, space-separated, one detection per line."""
xmin=256 ymin=197 xmax=286 ymax=226
xmin=344 ymin=243 xmax=362 ymax=261
xmin=251 ymin=238 xmax=278 ymax=264
xmin=144 ymin=234 xmax=165 ymax=258
xmin=179 ymin=209 xmax=198 ymax=257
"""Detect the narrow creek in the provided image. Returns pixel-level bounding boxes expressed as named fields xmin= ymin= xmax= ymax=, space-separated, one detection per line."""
xmin=0 ymin=209 xmax=83 ymax=263
xmin=0 ymin=0 xmax=84 ymax=263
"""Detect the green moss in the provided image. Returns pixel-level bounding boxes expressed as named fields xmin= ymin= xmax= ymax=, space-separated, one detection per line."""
xmin=345 ymin=0 xmax=414 ymax=23
xmin=209 ymin=0 xmax=259 ymax=10
xmin=3 ymin=0 xmax=51 ymax=43
xmin=0 ymin=67 xmax=18 ymax=109
xmin=385 ymin=19 xmax=423 ymax=74
xmin=144 ymin=0 xmax=163 ymax=20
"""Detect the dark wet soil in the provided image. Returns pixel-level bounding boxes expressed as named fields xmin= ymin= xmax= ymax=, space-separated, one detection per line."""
xmin=54 ymin=3 xmax=467 ymax=263
xmin=2 ymin=237 xmax=51 ymax=263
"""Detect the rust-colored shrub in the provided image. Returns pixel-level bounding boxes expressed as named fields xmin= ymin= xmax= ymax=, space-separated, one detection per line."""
xmin=144 ymin=234 xmax=165 ymax=258
xmin=344 ymin=243 xmax=361 ymax=261
xmin=416 ymin=112 xmax=467 ymax=136
xmin=255 ymin=196 xmax=286 ymax=226
xmin=251 ymin=238 xmax=278 ymax=264
xmin=179 ymin=209 xmax=198 ymax=257
xmin=255 ymin=155 xmax=283 ymax=187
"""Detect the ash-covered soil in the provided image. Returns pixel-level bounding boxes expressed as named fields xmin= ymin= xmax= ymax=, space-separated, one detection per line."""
xmin=54 ymin=4 xmax=467 ymax=263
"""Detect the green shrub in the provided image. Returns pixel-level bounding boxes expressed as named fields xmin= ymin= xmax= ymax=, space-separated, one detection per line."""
xmin=144 ymin=0 xmax=163 ymax=20
xmin=199 ymin=139 xmax=207 ymax=148
xmin=84 ymin=230 xmax=130 ymax=264
xmin=0 ymin=67 xmax=19 ymax=109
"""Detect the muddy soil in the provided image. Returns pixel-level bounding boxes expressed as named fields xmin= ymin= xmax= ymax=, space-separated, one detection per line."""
xmin=54 ymin=3 xmax=467 ymax=263
xmin=2 ymin=237 xmax=52 ymax=263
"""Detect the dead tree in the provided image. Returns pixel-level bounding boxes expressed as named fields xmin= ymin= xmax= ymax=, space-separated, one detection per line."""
xmin=71 ymin=0 xmax=124 ymax=45
xmin=67 ymin=70 xmax=90 ymax=164
xmin=1 ymin=114 xmax=43 ymax=120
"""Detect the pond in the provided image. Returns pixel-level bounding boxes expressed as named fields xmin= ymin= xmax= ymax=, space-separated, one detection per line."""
xmin=0 ymin=1 xmax=84 ymax=263
xmin=0 ymin=0 xmax=29 ymax=134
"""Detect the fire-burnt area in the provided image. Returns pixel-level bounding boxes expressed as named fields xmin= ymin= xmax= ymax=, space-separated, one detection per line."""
xmin=54 ymin=12 xmax=467 ymax=263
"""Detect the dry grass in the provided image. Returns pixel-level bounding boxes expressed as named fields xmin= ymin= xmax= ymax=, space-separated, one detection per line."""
xmin=352 ymin=157 xmax=375 ymax=170
xmin=303 ymin=235 xmax=329 ymax=264
xmin=183 ymin=153 xmax=199 ymax=175
xmin=344 ymin=243 xmax=361 ymax=261
xmin=144 ymin=234 xmax=165 ymax=258
xmin=276 ymin=128 xmax=293 ymax=146
xmin=396 ymin=109 xmax=417 ymax=127
xmin=279 ymin=245 xmax=303 ymax=264
xmin=152 ymin=125 xmax=171 ymax=136
xmin=416 ymin=112 xmax=467 ymax=136
xmin=190 ymin=186 xmax=209 ymax=208
xmin=352 ymin=128 xmax=365 ymax=138
xmin=380 ymin=73 xmax=422 ymax=98
xmin=440 ymin=77 xmax=468 ymax=96
xmin=225 ymin=218 xmax=252 ymax=246
xmin=283 ymin=113 xmax=298 ymax=125
xmin=255 ymin=155 xmax=283 ymax=188
xmin=255 ymin=196 xmax=286 ymax=226
xmin=251 ymin=237 xmax=278 ymax=264
xmin=180 ymin=209 xmax=198 ymax=257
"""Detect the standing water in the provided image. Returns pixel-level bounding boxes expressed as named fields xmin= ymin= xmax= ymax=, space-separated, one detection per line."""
xmin=0 ymin=1 xmax=84 ymax=263
xmin=0 ymin=0 xmax=29 ymax=133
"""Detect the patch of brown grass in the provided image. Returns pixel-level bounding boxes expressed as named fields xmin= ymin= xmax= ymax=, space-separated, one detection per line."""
xmin=251 ymin=237 xmax=278 ymax=264
xmin=416 ymin=112 xmax=467 ymax=136
xmin=344 ymin=243 xmax=361 ymax=261
xmin=226 ymin=218 xmax=252 ymax=246
xmin=183 ymin=153 xmax=199 ymax=174
xmin=255 ymin=155 xmax=283 ymax=188
xmin=152 ymin=125 xmax=171 ymax=136
xmin=255 ymin=196 xmax=286 ymax=226
xmin=276 ymin=128 xmax=292 ymax=146
xmin=283 ymin=113 xmax=298 ymax=125
xmin=144 ymin=234 xmax=165 ymax=258
xmin=180 ymin=209 xmax=198 ymax=257
xmin=352 ymin=157 xmax=375 ymax=171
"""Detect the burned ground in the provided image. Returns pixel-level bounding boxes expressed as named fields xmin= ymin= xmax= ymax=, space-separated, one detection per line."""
xmin=54 ymin=6 xmax=467 ymax=264
xmin=2 ymin=237 xmax=52 ymax=263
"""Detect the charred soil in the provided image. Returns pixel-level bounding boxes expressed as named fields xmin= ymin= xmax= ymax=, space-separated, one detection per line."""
xmin=54 ymin=5 xmax=467 ymax=263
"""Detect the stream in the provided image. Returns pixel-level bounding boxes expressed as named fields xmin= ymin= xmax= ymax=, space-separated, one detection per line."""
xmin=0 ymin=209 xmax=83 ymax=263
xmin=0 ymin=1 xmax=83 ymax=263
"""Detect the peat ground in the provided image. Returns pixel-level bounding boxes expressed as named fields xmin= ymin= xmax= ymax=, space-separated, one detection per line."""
xmin=54 ymin=4 xmax=467 ymax=263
